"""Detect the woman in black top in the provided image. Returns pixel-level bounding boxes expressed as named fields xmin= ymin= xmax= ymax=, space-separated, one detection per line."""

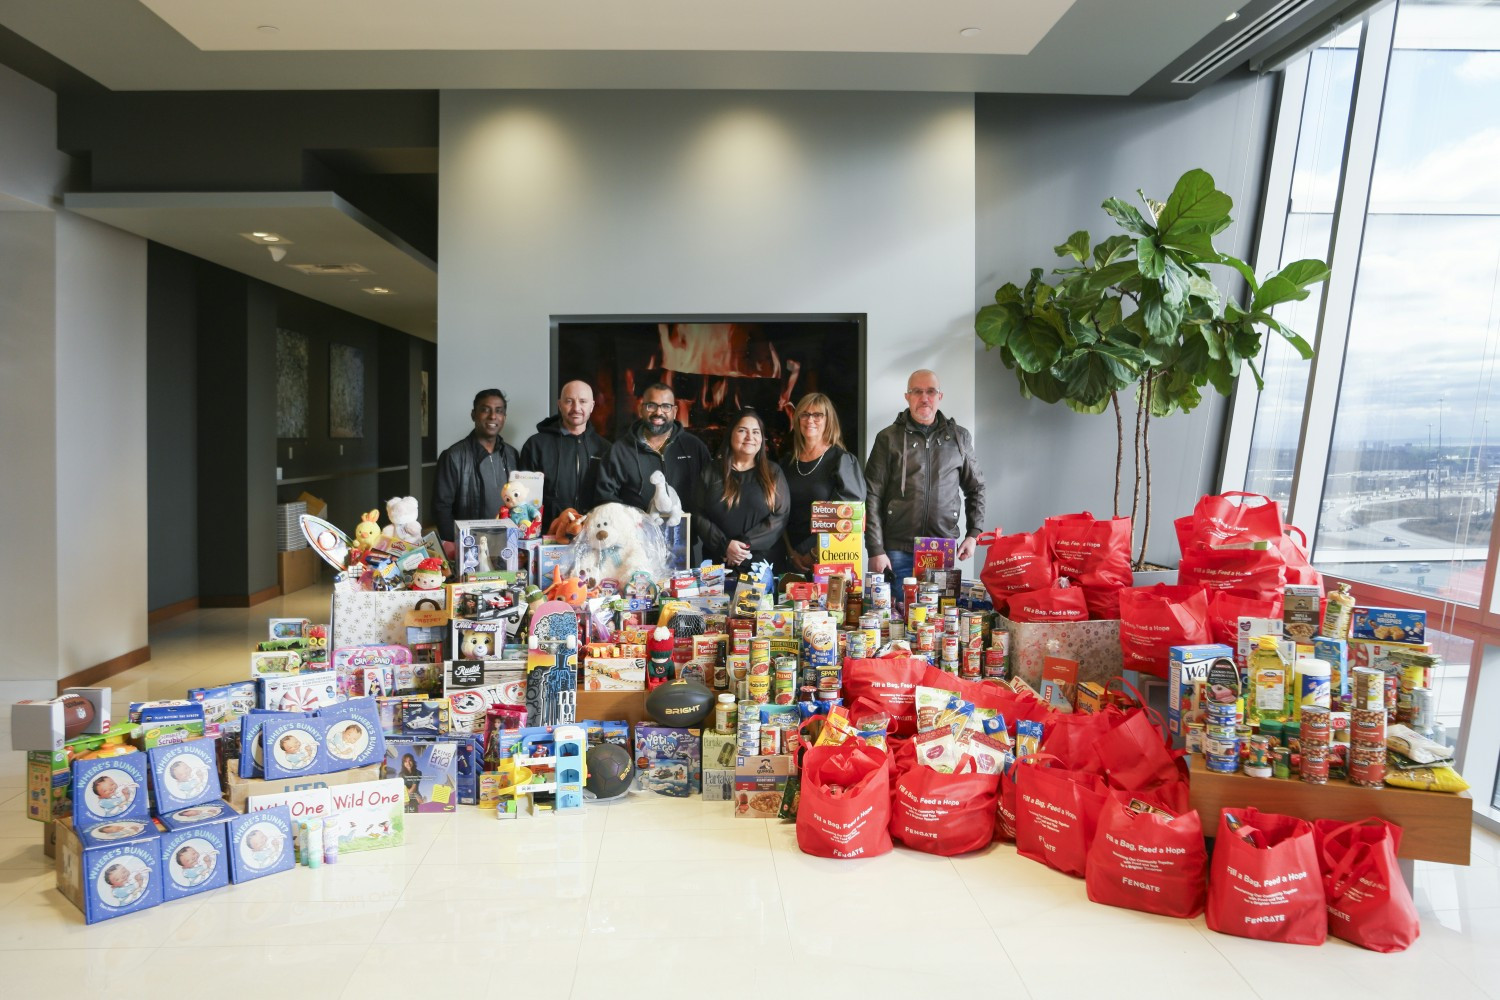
xmin=694 ymin=409 xmax=791 ymax=572
xmin=779 ymin=393 xmax=867 ymax=573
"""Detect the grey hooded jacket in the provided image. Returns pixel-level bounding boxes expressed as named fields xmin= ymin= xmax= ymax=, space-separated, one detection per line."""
xmin=863 ymin=409 xmax=986 ymax=558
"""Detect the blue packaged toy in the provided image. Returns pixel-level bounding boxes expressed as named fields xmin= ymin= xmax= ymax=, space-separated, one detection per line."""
xmin=60 ymin=826 xmax=163 ymax=924
xmin=262 ymin=716 xmax=330 ymax=780
xmin=238 ymin=710 xmax=307 ymax=779
xmin=149 ymin=738 xmax=222 ymax=814
xmin=319 ymin=697 xmax=386 ymax=770
xmin=72 ymin=754 xmax=152 ymax=848
xmin=228 ymin=805 xmax=295 ymax=883
xmin=453 ymin=733 xmax=484 ymax=805
xmin=160 ymin=823 xmax=228 ymax=901
xmin=160 ymin=799 xmax=240 ymax=830
xmin=633 ymin=726 xmax=701 ymax=797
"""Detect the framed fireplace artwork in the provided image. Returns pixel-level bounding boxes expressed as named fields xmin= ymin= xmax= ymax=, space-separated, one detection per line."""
xmin=552 ymin=317 xmax=866 ymax=459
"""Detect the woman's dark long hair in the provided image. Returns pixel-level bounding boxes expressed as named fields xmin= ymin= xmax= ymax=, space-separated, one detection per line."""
xmin=719 ymin=409 xmax=778 ymax=509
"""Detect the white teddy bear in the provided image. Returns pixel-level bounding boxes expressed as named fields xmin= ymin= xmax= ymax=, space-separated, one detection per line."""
xmin=647 ymin=470 xmax=684 ymax=528
xmin=572 ymin=502 xmax=671 ymax=587
xmin=383 ymin=496 xmax=423 ymax=545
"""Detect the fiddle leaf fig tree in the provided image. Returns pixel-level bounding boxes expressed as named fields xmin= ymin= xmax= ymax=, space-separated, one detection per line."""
xmin=976 ymin=168 xmax=1330 ymax=567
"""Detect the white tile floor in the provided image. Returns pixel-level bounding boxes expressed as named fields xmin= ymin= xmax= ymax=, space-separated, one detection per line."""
xmin=2 ymin=584 xmax=1499 ymax=998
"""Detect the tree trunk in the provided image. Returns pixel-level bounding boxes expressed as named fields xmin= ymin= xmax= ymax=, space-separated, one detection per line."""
xmin=1111 ymin=391 xmax=1123 ymax=519
xmin=1138 ymin=374 xmax=1155 ymax=568
xmin=1129 ymin=379 xmax=1144 ymax=529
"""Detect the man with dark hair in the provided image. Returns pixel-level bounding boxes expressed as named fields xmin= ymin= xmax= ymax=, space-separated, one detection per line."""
xmin=433 ymin=389 xmax=520 ymax=542
xmin=595 ymin=382 xmax=711 ymax=513
xmin=519 ymin=380 xmax=611 ymax=518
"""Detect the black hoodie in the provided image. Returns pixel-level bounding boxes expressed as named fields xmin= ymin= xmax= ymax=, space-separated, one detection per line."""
xmin=518 ymin=415 xmax=611 ymax=518
xmin=594 ymin=418 xmax=712 ymax=513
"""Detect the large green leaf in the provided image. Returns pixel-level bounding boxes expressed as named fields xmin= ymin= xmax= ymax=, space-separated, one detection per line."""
xmin=1093 ymin=234 xmax=1134 ymax=266
xmin=1159 ymin=227 xmax=1219 ymax=261
xmin=1082 ymin=259 xmax=1140 ymax=295
xmin=1275 ymin=258 xmax=1332 ymax=288
xmin=1055 ymin=230 xmax=1091 ymax=263
xmin=1057 ymin=352 xmax=1121 ymax=406
xmin=1157 ymin=169 xmax=1233 ymax=238
xmin=1009 ymin=315 xmax=1065 ymax=372
xmin=1137 ymin=237 xmax=1166 ymax=279
xmin=994 ymin=282 xmax=1023 ymax=306
xmin=1201 ymin=326 xmax=1225 ymax=361
xmin=1218 ymin=254 xmax=1259 ymax=295
xmin=1139 ymin=283 xmax=1185 ymax=343
xmin=1204 ymin=355 xmax=1236 ymax=397
xmin=1162 ymin=255 xmax=1193 ymax=307
xmin=1274 ymin=323 xmax=1315 ymax=360
xmin=1095 ymin=295 xmax=1123 ymax=331
xmin=1065 ymin=396 xmax=1112 ymax=415
xmin=1103 ymin=197 xmax=1154 ymax=237
xmin=1187 ymin=275 xmax=1222 ymax=308
xmin=1017 ymin=368 xmax=1065 ymax=404
xmin=975 ymin=302 xmax=1020 ymax=350
xmin=1251 ymin=259 xmax=1330 ymax=312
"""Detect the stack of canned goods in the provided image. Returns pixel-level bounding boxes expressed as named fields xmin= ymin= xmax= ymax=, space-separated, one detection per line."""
xmin=736 ymin=701 xmax=761 ymax=757
xmin=772 ymin=657 xmax=797 ymax=705
xmin=758 ymin=712 xmax=800 ymax=755
xmin=1299 ymin=705 xmax=1330 ymax=784
xmin=1348 ymin=669 xmax=1388 ymax=788
xmin=1203 ymin=700 xmax=1241 ymax=772
xmin=865 ymin=573 xmax=891 ymax=616
xmin=983 ymin=632 xmax=1009 ymax=681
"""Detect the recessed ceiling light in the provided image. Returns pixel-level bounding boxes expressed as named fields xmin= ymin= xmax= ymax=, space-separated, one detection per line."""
xmin=239 ymin=231 xmax=293 ymax=246
xmin=1225 ymin=10 xmax=1240 ymax=21
xmin=251 ymin=231 xmax=268 ymax=238
xmin=362 ymin=286 xmax=395 ymax=296
xmin=258 ymin=25 xmax=279 ymax=34
xmin=262 ymin=235 xmax=280 ymax=243
xmin=959 ymin=27 xmax=982 ymax=38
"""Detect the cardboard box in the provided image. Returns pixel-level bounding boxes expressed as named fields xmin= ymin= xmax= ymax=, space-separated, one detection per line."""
xmin=224 ymin=759 xmax=381 ymax=812
xmin=10 ymin=687 xmax=111 ymax=752
xmin=634 ymin=726 xmax=701 ymax=797
xmin=227 ymin=806 xmax=295 ymax=883
xmin=331 ymin=588 xmax=449 ymax=649
xmin=701 ymin=730 xmax=737 ymax=771
xmin=247 ymin=777 xmax=406 ymax=856
xmin=582 ymin=656 xmax=646 ymax=692
xmin=277 ymin=547 xmax=320 ymax=595
xmin=160 ymin=822 xmax=229 ymax=902
xmin=998 ymin=615 xmax=1123 ymax=690
xmin=703 ymin=769 xmax=734 ymax=802
xmin=1282 ymin=584 xmax=1321 ymax=642
xmin=55 ymin=818 xmax=163 ymax=924
xmin=810 ymin=501 xmax=866 ymax=535
xmin=1351 ymin=606 xmax=1427 ymax=644
xmin=733 ymin=754 xmax=795 ymax=818
xmin=24 ymin=726 xmax=141 ymax=823
xmin=1168 ymin=644 xmax=1235 ymax=739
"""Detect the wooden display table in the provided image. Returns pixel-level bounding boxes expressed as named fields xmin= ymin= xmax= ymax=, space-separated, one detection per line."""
xmin=1187 ymin=756 xmax=1471 ymax=886
xmin=576 ymin=689 xmax=650 ymax=728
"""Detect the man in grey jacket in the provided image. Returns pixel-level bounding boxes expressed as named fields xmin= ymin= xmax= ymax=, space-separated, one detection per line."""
xmin=865 ymin=369 xmax=986 ymax=583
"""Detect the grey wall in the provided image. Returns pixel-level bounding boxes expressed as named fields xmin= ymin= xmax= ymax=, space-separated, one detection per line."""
xmin=147 ymin=242 xmax=198 ymax=609
xmin=975 ymin=72 xmax=1277 ymax=566
xmin=439 ymin=89 xmax=977 ymax=485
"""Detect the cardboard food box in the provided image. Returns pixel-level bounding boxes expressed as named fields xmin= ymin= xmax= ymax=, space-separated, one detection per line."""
xmin=733 ymin=754 xmax=795 ymax=818
xmin=1167 ymin=643 xmax=1235 ymax=740
xmin=997 ymin=614 xmax=1123 ymax=691
xmin=224 ymin=759 xmax=381 ymax=812
xmin=1351 ymin=606 xmax=1427 ymax=644
xmin=703 ymin=769 xmax=734 ymax=802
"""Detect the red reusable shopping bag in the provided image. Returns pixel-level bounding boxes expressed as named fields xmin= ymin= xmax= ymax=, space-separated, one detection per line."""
xmin=1078 ymin=583 xmax=1122 ymax=621
xmin=796 ymin=743 xmax=893 ymax=859
xmin=1205 ymin=590 xmax=1283 ymax=647
xmin=1185 ymin=492 xmax=1286 ymax=548
xmin=1178 ymin=542 xmax=1287 ymax=602
xmin=978 ymin=529 xmax=1055 ymax=602
xmin=1091 ymin=678 xmax=1188 ymax=791
xmin=842 ymin=654 xmax=929 ymax=737
xmin=1005 ymin=585 xmax=1089 ymax=624
xmin=1040 ymin=706 xmax=1126 ymax=775
xmin=1087 ymin=795 xmax=1208 ymax=918
xmin=1314 ymin=818 xmax=1420 ymax=953
xmin=1277 ymin=525 xmax=1324 ymax=594
xmin=1014 ymin=756 xmax=1108 ymax=878
xmin=1118 ymin=584 xmax=1212 ymax=679
xmin=1207 ymin=807 xmax=1327 ymax=945
xmin=1042 ymin=512 xmax=1133 ymax=588
xmin=890 ymin=763 xmax=1000 ymax=856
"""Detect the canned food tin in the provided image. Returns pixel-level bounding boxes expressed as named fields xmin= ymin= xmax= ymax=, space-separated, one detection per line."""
xmin=1185 ymin=723 xmax=1205 ymax=754
xmin=916 ymin=624 xmax=937 ymax=654
xmin=960 ymin=651 xmax=982 ymax=680
xmin=760 ymin=727 xmax=782 ymax=755
xmin=1300 ymin=749 xmax=1329 ymax=784
xmin=1205 ymin=753 xmax=1241 ymax=773
xmin=782 ymin=726 xmax=802 ymax=758
xmin=847 ymin=629 xmax=869 ymax=660
xmin=1350 ymin=708 xmax=1386 ymax=746
xmin=1248 ymin=735 xmax=1272 ymax=768
xmin=983 ymin=648 xmax=1008 ymax=681
xmin=1272 ymin=746 xmax=1292 ymax=779
xmin=1245 ymin=764 xmax=1273 ymax=778
xmin=1412 ymin=687 xmax=1436 ymax=734
xmin=939 ymin=660 xmax=959 ymax=675
xmin=1300 ymin=706 xmax=1330 ymax=746
xmin=747 ymin=674 xmax=770 ymax=702
xmin=1204 ymin=723 xmax=1239 ymax=741
xmin=1349 ymin=746 xmax=1386 ymax=787
xmin=774 ymin=659 xmax=796 ymax=685
xmin=1203 ymin=736 xmax=1241 ymax=758
xmin=941 ymin=635 xmax=959 ymax=661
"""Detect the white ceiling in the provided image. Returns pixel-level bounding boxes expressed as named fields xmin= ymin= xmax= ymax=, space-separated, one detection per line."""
xmin=64 ymin=192 xmax=438 ymax=341
xmin=140 ymin=0 xmax=1074 ymax=55
xmin=0 ymin=0 xmax=1244 ymax=94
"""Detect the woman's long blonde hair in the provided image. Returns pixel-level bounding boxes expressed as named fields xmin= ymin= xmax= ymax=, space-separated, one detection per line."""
xmin=787 ymin=393 xmax=844 ymax=458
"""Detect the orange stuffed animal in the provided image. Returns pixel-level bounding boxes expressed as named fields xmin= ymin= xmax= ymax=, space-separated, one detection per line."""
xmin=547 ymin=508 xmax=586 ymax=543
xmin=543 ymin=565 xmax=593 ymax=608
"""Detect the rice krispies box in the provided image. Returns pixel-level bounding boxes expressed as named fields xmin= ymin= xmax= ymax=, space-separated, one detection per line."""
xmin=228 ymin=805 xmax=295 ymax=883
xmin=633 ymin=726 xmax=701 ymax=797
xmin=148 ymin=738 xmax=222 ymax=814
xmin=56 ymin=818 xmax=163 ymax=924
xmin=160 ymin=823 xmax=229 ymax=901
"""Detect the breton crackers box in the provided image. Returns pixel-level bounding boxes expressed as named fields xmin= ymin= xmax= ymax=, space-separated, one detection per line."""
xmin=633 ymin=726 xmax=702 ymax=797
xmin=55 ymin=817 xmax=163 ymax=924
xmin=160 ymin=823 xmax=229 ymax=902
xmin=228 ymin=805 xmax=295 ymax=883
xmin=148 ymin=738 xmax=222 ymax=814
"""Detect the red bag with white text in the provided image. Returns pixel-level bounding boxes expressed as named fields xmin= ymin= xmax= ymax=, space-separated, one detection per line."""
xmin=1087 ymin=795 xmax=1207 ymax=918
xmin=1014 ymin=756 xmax=1108 ymax=878
xmin=1182 ymin=492 xmax=1286 ymax=548
xmin=1205 ymin=590 xmax=1283 ymax=647
xmin=977 ymin=529 xmax=1055 ymax=603
xmin=1005 ymin=584 xmax=1089 ymax=624
xmin=1078 ymin=583 xmax=1123 ymax=621
xmin=842 ymin=654 xmax=928 ymax=737
xmin=890 ymin=763 xmax=1000 ymax=856
xmin=1277 ymin=525 xmax=1324 ymax=594
xmin=1091 ymin=678 xmax=1187 ymax=792
xmin=796 ymin=743 xmax=893 ymax=859
xmin=1118 ymin=585 xmax=1212 ymax=679
xmin=1314 ymin=818 xmax=1419 ymax=953
xmin=1178 ymin=542 xmax=1286 ymax=602
xmin=1043 ymin=512 xmax=1133 ymax=588
xmin=1207 ymin=807 xmax=1326 ymax=945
